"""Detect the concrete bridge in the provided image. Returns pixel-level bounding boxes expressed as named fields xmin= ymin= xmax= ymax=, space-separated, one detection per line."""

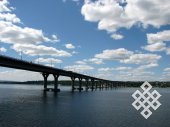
xmin=0 ymin=55 xmax=115 ymax=92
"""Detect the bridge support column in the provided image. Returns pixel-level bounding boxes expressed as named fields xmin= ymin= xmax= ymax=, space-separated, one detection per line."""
xmin=85 ymin=79 xmax=89 ymax=91
xmin=105 ymin=82 xmax=107 ymax=89
xmin=91 ymin=79 xmax=94 ymax=91
xmin=111 ymin=83 xmax=113 ymax=89
xmin=95 ymin=81 xmax=98 ymax=90
xmin=53 ymin=74 xmax=60 ymax=92
xmin=101 ymin=82 xmax=103 ymax=90
xmin=71 ymin=77 xmax=76 ymax=92
xmin=107 ymin=82 xmax=109 ymax=89
xmin=99 ymin=81 xmax=102 ymax=90
xmin=42 ymin=73 xmax=49 ymax=91
xmin=78 ymin=78 xmax=83 ymax=92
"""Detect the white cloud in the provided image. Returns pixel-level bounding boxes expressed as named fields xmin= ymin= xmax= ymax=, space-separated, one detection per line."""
xmin=96 ymin=69 xmax=156 ymax=81
xmin=98 ymin=67 xmax=112 ymax=72
xmin=34 ymin=58 xmax=62 ymax=64
xmin=110 ymin=33 xmax=124 ymax=40
xmin=81 ymin=0 xmax=133 ymax=32
xmin=64 ymin=64 xmax=94 ymax=72
xmin=72 ymin=51 xmax=78 ymax=55
xmin=0 ymin=68 xmax=72 ymax=81
xmin=164 ymin=68 xmax=170 ymax=71
xmin=0 ymin=70 xmax=42 ymax=81
xmin=0 ymin=13 xmax=20 ymax=23
xmin=114 ymin=66 xmax=132 ymax=71
xmin=12 ymin=44 xmax=72 ymax=57
xmin=75 ymin=60 xmax=86 ymax=65
xmin=147 ymin=30 xmax=170 ymax=44
xmin=0 ymin=21 xmax=50 ymax=45
xmin=0 ymin=47 xmax=7 ymax=52
xmin=143 ymin=30 xmax=170 ymax=55
xmin=86 ymin=58 xmax=104 ymax=65
xmin=0 ymin=1 xmax=20 ymax=23
xmin=95 ymin=48 xmax=133 ymax=60
xmin=98 ymin=66 xmax=132 ymax=72
xmin=166 ymin=48 xmax=170 ymax=55
xmin=121 ymin=53 xmax=161 ymax=64
xmin=65 ymin=43 xmax=75 ymax=49
xmin=0 ymin=0 xmax=71 ymax=58
xmin=142 ymin=42 xmax=166 ymax=52
xmin=0 ymin=0 xmax=11 ymax=12
xmin=81 ymin=0 xmax=170 ymax=34
xmin=51 ymin=34 xmax=60 ymax=42
xmin=137 ymin=63 xmax=158 ymax=70
xmin=94 ymin=48 xmax=161 ymax=65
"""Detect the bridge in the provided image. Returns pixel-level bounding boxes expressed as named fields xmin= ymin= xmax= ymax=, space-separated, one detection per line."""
xmin=0 ymin=55 xmax=115 ymax=92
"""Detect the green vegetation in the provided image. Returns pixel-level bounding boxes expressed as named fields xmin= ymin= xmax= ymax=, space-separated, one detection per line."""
xmin=0 ymin=80 xmax=170 ymax=87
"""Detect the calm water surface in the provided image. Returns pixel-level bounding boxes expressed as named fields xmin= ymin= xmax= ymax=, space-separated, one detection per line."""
xmin=0 ymin=84 xmax=169 ymax=127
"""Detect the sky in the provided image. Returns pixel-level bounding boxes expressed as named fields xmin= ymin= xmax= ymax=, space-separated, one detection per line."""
xmin=0 ymin=0 xmax=170 ymax=81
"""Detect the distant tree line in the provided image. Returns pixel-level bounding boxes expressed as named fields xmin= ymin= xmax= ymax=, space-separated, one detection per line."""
xmin=0 ymin=80 xmax=170 ymax=87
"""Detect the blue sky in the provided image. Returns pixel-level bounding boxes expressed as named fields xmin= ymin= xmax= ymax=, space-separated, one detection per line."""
xmin=0 ymin=0 xmax=170 ymax=81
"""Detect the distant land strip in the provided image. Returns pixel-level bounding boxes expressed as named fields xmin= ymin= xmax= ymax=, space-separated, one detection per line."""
xmin=0 ymin=81 xmax=170 ymax=87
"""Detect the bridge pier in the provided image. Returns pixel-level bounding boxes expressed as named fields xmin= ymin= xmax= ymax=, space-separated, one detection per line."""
xmin=53 ymin=74 xmax=60 ymax=92
xmin=85 ymin=79 xmax=89 ymax=91
xmin=111 ymin=83 xmax=113 ymax=89
xmin=78 ymin=78 xmax=83 ymax=92
xmin=95 ymin=81 xmax=98 ymax=90
xmin=42 ymin=73 xmax=49 ymax=91
xmin=105 ymin=82 xmax=107 ymax=89
xmin=107 ymin=82 xmax=109 ymax=89
xmin=99 ymin=81 xmax=102 ymax=90
xmin=71 ymin=77 xmax=76 ymax=92
xmin=91 ymin=79 xmax=94 ymax=91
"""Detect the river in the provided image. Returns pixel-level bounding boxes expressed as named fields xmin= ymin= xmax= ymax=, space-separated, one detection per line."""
xmin=0 ymin=84 xmax=169 ymax=127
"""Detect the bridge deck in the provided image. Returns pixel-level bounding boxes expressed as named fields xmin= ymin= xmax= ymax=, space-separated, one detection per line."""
xmin=0 ymin=55 xmax=111 ymax=82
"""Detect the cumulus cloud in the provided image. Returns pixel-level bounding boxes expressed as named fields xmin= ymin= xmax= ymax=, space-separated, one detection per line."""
xmin=81 ymin=0 xmax=170 ymax=35
xmin=64 ymin=64 xmax=94 ymax=72
xmin=147 ymin=30 xmax=170 ymax=44
xmin=120 ymin=53 xmax=161 ymax=64
xmin=0 ymin=21 xmax=50 ymax=45
xmin=94 ymin=48 xmax=161 ymax=64
xmin=51 ymin=34 xmax=60 ymax=42
xmin=166 ymin=48 xmax=170 ymax=55
xmin=0 ymin=13 xmax=20 ymax=23
xmin=0 ymin=0 xmax=70 ymax=58
xmin=0 ymin=69 xmax=70 ymax=81
xmin=81 ymin=0 xmax=134 ymax=32
xmin=12 ymin=44 xmax=72 ymax=57
xmin=85 ymin=58 xmax=104 ymax=65
xmin=65 ymin=43 xmax=75 ymax=49
xmin=164 ymin=68 xmax=170 ymax=72
xmin=110 ymin=33 xmax=124 ymax=40
xmin=0 ymin=47 xmax=7 ymax=52
xmin=142 ymin=42 xmax=166 ymax=52
xmin=143 ymin=30 xmax=170 ymax=55
xmin=34 ymin=58 xmax=62 ymax=64
xmin=98 ymin=66 xmax=132 ymax=72
xmin=0 ymin=0 xmax=11 ymax=13
xmin=0 ymin=1 xmax=20 ymax=23
xmin=0 ymin=70 xmax=42 ymax=81
xmin=96 ymin=69 xmax=155 ymax=81
xmin=95 ymin=48 xmax=133 ymax=60
xmin=75 ymin=60 xmax=87 ymax=65
xmin=137 ymin=63 xmax=158 ymax=70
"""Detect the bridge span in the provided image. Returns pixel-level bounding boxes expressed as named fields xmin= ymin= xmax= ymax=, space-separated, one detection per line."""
xmin=0 ymin=55 xmax=115 ymax=92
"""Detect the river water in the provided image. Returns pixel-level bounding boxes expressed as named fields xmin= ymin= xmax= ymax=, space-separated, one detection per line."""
xmin=0 ymin=84 xmax=169 ymax=127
